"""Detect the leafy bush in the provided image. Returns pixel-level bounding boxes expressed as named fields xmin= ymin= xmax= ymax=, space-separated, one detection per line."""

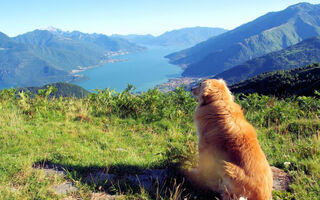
xmin=86 ymin=85 xmax=196 ymax=123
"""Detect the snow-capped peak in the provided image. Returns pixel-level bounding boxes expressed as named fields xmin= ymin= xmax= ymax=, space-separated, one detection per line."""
xmin=39 ymin=26 xmax=63 ymax=33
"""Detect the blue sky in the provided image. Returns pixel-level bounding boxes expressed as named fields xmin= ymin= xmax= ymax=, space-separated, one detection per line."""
xmin=0 ymin=0 xmax=319 ymax=36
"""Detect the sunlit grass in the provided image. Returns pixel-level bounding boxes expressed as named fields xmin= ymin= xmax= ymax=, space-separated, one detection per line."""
xmin=0 ymin=87 xmax=319 ymax=199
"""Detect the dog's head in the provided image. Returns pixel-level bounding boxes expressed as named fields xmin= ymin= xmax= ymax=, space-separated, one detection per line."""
xmin=192 ymin=79 xmax=233 ymax=106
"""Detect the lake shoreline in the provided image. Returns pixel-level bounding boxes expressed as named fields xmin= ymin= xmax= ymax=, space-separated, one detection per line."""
xmin=74 ymin=46 xmax=184 ymax=92
xmin=155 ymin=77 xmax=199 ymax=92
xmin=70 ymin=49 xmax=136 ymax=74
xmin=71 ymin=58 xmax=129 ymax=74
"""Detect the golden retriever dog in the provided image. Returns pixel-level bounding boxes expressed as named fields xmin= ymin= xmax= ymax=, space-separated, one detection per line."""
xmin=187 ymin=79 xmax=273 ymax=200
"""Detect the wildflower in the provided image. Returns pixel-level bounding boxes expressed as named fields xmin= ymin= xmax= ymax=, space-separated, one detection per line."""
xmin=284 ymin=161 xmax=291 ymax=167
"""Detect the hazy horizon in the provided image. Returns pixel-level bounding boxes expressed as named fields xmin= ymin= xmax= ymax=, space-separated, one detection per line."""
xmin=1 ymin=0 xmax=319 ymax=37
xmin=7 ymin=25 xmax=227 ymax=38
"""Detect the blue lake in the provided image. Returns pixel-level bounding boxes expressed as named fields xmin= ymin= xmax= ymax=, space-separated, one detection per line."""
xmin=75 ymin=46 xmax=184 ymax=92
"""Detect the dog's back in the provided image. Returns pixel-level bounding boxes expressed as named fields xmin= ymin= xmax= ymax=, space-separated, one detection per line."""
xmin=191 ymin=79 xmax=273 ymax=200
xmin=221 ymin=110 xmax=273 ymax=200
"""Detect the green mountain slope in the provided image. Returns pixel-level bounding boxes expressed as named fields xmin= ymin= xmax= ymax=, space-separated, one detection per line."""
xmin=51 ymin=29 xmax=145 ymax=52
xmin=214 ymin=36 xmax=320 ymax=84
xmin=152 ymin=27 xmax=227 ymax=47
xmin=0 ymin=32 xmax=19 ymax=48
xmin=167 ymin=3 xmax=320 ymax=77
xmin=0 ymin=32 xmax=76 ymax=87
xmin=230 ymin=63 xmax=320 ymax=97
xmin=20 ymin=82 xmax=90 ymax=98
xmin=112 ymin=27 xmax=227 ymax=47
xmin=13 ymin=30 xmax=125 ymax=72
xmin=0 ymin=28 xmax=144 ymax=87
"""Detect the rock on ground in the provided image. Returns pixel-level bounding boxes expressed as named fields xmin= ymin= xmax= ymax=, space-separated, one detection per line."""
xmin=271 ymin=166 xmax=290 ymax=191
xmin=51 ymin=182 xmax=78 ymax=195
xmin=32 ymin=163 xmax=290 ymax=198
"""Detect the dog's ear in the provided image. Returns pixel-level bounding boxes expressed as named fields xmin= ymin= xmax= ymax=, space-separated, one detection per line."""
xmin=217 ymin=79 xmax=234 ymax=101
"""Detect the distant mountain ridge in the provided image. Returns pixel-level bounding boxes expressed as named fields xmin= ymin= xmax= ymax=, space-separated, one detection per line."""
xmin=0 ymin=28 xmax=145 ymax=87
xmin=13 ymin=29 xmax=145 ymax=72
xmin=0 ymin=32 xmax=75 ymax=87
xmin=111 ymin=34 xmax=155 ymax=45
xmin=112 ymin=27 xmax=227 ymax=47
xmin=214 ymin=36 xmax=320 ymax=84
xmin=0 ymin=26 xmax=227 ymax=87
xmin=49 ymin=28 xmax=144 ymax=52
xmin=167 ymin=3 xmax=320 ymax=77
xmin=13 ymin=30 xmax=106 ymax=72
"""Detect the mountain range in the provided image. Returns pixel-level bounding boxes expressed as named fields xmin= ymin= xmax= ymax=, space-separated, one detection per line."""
xmin=167 ymin=3 xmax=320 ymax=77
xmin=0 ymin=28 xmax=144 ymax=87
xmin=13 ymin=28 xmax=145 ymax=72
xmin=0 ymin=32 xmax=74 ymax=87
xmin=112 ymin=27 xmax=227 ymax=47
xmin=214 ymin=36 xmax=320 ymax=84
xmin=48 ymin=27 xmax=144 ymax=52
xmin=2 ymin=2 xmax=320 ymax=89
xmin=0 ymin=26 xmax=228 ymax=88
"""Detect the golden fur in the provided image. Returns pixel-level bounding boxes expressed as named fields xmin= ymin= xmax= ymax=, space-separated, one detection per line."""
xmin=187 ymin=79 xmax=273 ymax=200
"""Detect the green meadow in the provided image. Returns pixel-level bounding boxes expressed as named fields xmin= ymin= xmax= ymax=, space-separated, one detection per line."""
xmin=0 ymin=87 xmax=319 ymax=199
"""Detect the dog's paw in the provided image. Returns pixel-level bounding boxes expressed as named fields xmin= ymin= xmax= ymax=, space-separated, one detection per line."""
xmin=223 ymin=161 xmax=244 ymax=180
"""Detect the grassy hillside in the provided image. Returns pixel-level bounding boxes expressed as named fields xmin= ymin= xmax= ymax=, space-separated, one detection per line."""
xmin=0 ymin=86 xmax=319 ymax=199
xmin=214 ymin=37 xmax=320 ymax=84
xmin=167 ymin=3 xmax=320 ymax=77
xmin=230 ymin=63 xmax=320 ymax=97
xmin=19 ymin=82 xmax=90 ymax=98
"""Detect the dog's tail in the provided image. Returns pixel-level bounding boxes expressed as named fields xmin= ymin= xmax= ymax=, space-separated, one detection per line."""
xmin=223 ymin=161 xmax=272 ymax=200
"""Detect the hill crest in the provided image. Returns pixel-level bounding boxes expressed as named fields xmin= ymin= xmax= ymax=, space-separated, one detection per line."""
xmin=166 ymin=2 xmax=320 ymax=77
